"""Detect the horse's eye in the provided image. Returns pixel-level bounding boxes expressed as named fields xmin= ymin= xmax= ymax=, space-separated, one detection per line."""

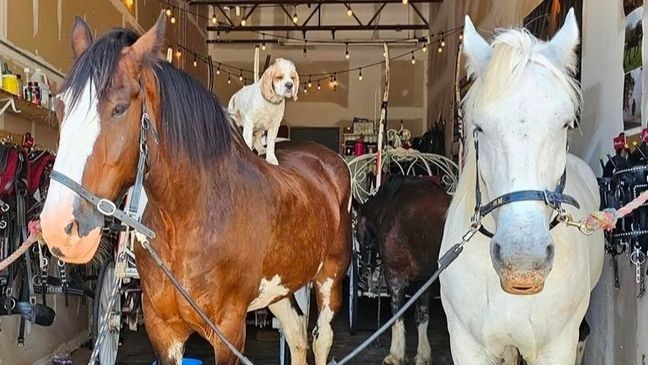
xmin=112 ymin=104 xmax=129 ymax=118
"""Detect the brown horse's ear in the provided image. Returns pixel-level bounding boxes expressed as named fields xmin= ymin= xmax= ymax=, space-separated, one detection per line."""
xmin=129 ymin=11 xmax=166 ymax=64
xmin=72 ymin=16 xmax=93 ymax=59
xmin=261 ymin=65 xmax=277 ymax=101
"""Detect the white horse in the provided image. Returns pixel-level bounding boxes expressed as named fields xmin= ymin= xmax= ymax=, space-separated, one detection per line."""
xmin=439 ymin=9 xmax=604 ymax=365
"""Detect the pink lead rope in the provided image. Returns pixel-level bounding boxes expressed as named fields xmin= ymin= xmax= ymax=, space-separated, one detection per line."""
xmin=0 ymin=220 xmax=42 ymax=271
xmin=584 ymin=190 xmax=648 ymax=232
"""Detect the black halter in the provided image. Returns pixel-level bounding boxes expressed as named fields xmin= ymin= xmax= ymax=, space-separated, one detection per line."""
xmin=471 ymin=129 xmax=580 ymax=238
xmin=49 ymin=80 xmax=157 ymax=240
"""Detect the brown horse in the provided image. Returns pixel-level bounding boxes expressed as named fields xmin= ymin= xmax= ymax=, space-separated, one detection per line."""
xmin=356 ymin=175 xmax=449 ymax=365
xmin=39 ymin=14 xmax=351 ymax=365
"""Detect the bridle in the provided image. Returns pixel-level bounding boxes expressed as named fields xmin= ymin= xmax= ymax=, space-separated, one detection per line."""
xmin=470 ymin=128 xmax=581 ymax=238
xmin=49 ymin=79 xmax=157 ymax=239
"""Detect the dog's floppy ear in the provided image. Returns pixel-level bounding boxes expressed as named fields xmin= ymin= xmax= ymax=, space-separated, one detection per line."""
xmin=292 ymin=71 xmax=300 ymax=101
xmin=261 ymin=64 xmax=277 ymax=101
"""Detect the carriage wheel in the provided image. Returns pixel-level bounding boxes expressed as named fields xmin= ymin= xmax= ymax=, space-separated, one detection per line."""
xmin=349 ymin=256 xmax=359 ymax=335
xmin=92 ymin=258 xmax=121 ymax=364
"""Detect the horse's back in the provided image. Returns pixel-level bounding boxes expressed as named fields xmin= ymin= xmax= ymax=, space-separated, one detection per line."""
xmin=274 ymin=141 xmax=351 ymax=209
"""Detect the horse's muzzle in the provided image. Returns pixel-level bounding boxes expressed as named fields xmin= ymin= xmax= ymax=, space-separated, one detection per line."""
xmin=498 ymin=270 xmax=546 ymax=295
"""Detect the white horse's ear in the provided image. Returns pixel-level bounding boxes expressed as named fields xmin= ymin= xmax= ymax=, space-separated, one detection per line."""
xmin=543 ymin=8 xmax=580 ymax=70
xmin=463 ymin=15 xmax=491 ymax=78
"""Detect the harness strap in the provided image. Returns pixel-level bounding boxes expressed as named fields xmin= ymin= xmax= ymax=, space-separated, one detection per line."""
xmin=49 ymin=171 xmax=155 ymax=239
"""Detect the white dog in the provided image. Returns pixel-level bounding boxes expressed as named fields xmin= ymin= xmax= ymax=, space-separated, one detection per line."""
xmin=228 ymin=58 xmax=299 ymax=165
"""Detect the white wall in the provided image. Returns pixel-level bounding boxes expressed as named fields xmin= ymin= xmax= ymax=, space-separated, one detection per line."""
xmin=578 ymin=0 xmax=648 ymax=364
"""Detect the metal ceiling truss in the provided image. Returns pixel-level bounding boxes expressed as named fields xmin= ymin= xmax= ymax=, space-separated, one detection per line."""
xmin=195 ymin=1 xmax=436 ymax=34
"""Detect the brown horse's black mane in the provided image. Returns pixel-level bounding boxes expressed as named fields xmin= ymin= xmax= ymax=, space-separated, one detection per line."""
xmin=61 ymin=28 xmax=233 ymax=165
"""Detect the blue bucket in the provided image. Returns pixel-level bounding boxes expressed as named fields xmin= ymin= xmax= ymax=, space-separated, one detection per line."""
xmin=153 ymin=358 xmax=202 ymax=365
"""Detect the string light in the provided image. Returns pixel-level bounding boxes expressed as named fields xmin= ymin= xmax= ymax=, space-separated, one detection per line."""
xmin=345 ymin=43 xmax=350 ymax=59
xmin=303 ymin=85 xmax=308 ymax=94
xmin=261 ymin=40 xmax=266 ymax=50
xmin=193 ymin=53 xmax=197 ymax=67
xmin=239 ymin=71 xmax=243 ymax=81
xmin=216 ymin=64 xmax=221 ymax=75
xmin=437 ymin=44 xmax=443 ymax=53
xmin=235 ymin=5 xmax=241 ymax=16
xmin=440 ymin=38 xmax=446 ymax=47
xmin=176 ymin=46 xmax=182 ymax=58
xmin=227 ymin=75 xmax=232 ymax=84
xmin=317 ymin=82 xmax=321 ymax=90
xmin=411 ymin=52 xmax=416 ymax=64
xmin=170 ymin=14 xmax=176 ymax=24
xmin=422 ymin=43 xmax=428 ymax=53
xmin=358 ymin=68 xmax=363 ymax=81
xmin=241 ymin=18 xmax=247 ymax=26
xmin=307 ymin=76 xmax=312 ymax=88
xmin=346 ymin=7 xmax=353 ymax=17
xmin=402 ymin=0 xmax=408 ymax=4
xmin=459 ymin=33 xmax=463 ymax=41
xmin=165 ymin=7 xmax=172 ymax=16
xmin=333 ymin=73 xmax=338 ymax=87
xmin=292 ymin=12 xmax=299 ymax=24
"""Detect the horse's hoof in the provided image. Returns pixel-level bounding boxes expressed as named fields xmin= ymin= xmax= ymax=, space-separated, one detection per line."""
xmin=383 ymin=354 xmax=405 ymax=365
xmin=414 ymin=355 xmax=431 ymax=365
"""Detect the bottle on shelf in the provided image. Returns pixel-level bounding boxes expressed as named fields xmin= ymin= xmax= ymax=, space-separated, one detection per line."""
xmin=30 ymin=68 xmax=49 ymax=108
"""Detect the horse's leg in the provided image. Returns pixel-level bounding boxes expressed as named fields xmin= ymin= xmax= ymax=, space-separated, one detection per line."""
xmin=413 ymin=288 xmax=431 ymax=365
xmin=205 ymin=307 xmax=247 ymax=365
xmin=383 ymin=276 xmax=407 ymax=365
xmin=142 ymin=295 xmax=192 ymax=365
xmin=268 ymin=297 xmax=308 ymax=365
xmin=524 ymin=325 xmax=579 ymax=365
xmin=444 ymin=302 xmax=493 ymax=365
xmin=265 ymin=125 xmax=280 ymax=165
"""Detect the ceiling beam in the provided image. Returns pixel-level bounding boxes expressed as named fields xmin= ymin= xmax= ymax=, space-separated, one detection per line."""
xmin=207 ymin=24 xmax=429 ymax=32
xmin=190 ymin=0 xmax=441 ymax=5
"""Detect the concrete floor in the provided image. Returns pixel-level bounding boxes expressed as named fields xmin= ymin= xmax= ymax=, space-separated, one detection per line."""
xmin=72 ymin=286 xmax=452 ymax=364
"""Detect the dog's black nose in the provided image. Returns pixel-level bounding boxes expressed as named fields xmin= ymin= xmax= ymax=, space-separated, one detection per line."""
xmin=285 ymin=82 xmax=293 ymax=89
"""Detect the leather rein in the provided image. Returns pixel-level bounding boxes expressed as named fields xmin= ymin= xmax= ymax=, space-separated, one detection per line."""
xmin=471 ymin=129 xmax=581 ymax=238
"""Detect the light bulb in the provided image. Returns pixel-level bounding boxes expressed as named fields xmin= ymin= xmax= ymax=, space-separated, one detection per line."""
xmin=411 ymin=53 xmax=416 ymax=64
xmin=227 ymin=76 xmax=231 ymax=84
xmin=235 ymin=6 xmax=241 ymax=16
xmin=317 ymin=82 xmax=321 ymax=90
xmin=165 ymin=8 xmax=172 ymax=16
xmin=402 ymin=0 xmax=408 ymax=4
xmin=345 ymin=51 xmax=350 ymax=59
xmin=170 ymin=15 xmax=176 ymax=24
xmin=241 ymin=18 xmax=247 ymax=26
xmin=441 ymin=38 xmax=446 ymax=47
xmin=261 ymin=42 xmax=266 ymax=50
xmin=358 ymin=69 xmax=363 ymax=81
xmin=292 ymin=13 xmax=299 ymax=23
xmin=437 ymin=45 xmax=443 ymax=53
xmin=303 ymin=47 xmax=307 ymax=57
xmin=308 ymin=78 xmax=312 ymax=88
xmin=211 ymin=15 xmax=217 ymax=24
xmin=422 ymin=44 xmax=427 ymax=52
xmin=239 ymin=73 xmax=243 ymax=81
xmin=216 ymin=66 xmax=221 ymax=75
xmin=303 ymin=86 xmax=308 ymax=94
xmin=347 ymin=8 xmax=353 ymax=17
xmin=176 ymin=48 xmax=182 ymax=58
xmin=193 ymin=58 xmax=197 ymax=68
xmin=459 ymin=33 xmax=463 ymax=41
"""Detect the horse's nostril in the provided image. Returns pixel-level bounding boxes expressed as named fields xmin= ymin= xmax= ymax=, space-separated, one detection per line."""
xmin=546 ymin=244 xmax=555 ymax=262
xmin=64 ymin=221 xmax=76 ymax=235
xmin=492 ymin=242 xmax=503 ymax=264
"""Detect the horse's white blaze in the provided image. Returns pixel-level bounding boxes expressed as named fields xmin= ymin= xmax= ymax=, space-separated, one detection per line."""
xmin=313 ymin=278 xmax=334 ymax=365
xmin=247 ymin=274 xmax=289 ymax=311
xmin=268 ymin=298 xmax=308 ymax=365
xmin=42 ymin=81 xmax=101 ymax=216
xmin=440 ymin=9 xmax=604 ymax=365
xmin=415 ymin=320 xmax=431 ymax=365
xmin=384 ymin=319 xmax=406 ymax=364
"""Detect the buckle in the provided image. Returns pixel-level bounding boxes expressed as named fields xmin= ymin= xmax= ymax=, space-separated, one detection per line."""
xmin=29 ymin=296 xmax=37 ymax=305
xmin=97 ymin=199 xmax=117 ymax=216
xmin=3 ymin=296 xmax=15 ymax=311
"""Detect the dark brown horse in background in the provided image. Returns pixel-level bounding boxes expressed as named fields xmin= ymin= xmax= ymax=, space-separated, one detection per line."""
xmin=356 ymin=175 xmax=449 ymax=365
xmin=39 ymin=14 xmax=351 ymax=365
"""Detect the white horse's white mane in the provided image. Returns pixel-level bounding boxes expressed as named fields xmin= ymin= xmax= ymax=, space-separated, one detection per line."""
xmin=462 ymin=27 xmax=582 ymax=126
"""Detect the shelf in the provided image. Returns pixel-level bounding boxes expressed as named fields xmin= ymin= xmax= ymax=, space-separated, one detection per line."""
xmin=0 ymin=88 xmax=56 ymax=128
